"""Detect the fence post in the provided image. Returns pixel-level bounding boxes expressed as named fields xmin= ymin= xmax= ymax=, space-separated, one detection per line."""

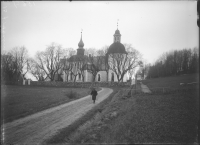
xmin=28 ymin=80 xmax=30 ymax=85
xmin=131 ymin=88 xmax=132 ymax=97
xmin=163 ymin=87 xmax=165 ymax=93
xmin=135 ymin=74 xmax=137 ymax=94
xmin=23 ymin=79 xmax=26 ymax=85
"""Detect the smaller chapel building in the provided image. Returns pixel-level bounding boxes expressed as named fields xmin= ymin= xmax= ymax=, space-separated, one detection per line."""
xmin=61 ymin=27 xmax=129 ymax=83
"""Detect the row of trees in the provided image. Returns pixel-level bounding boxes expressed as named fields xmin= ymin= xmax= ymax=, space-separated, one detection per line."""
xmin=1 ymin=47 xmax=30 ymax=83
xmin=146 ymin=47 xmax=199 ymax=78
xmin=1 ymin=43 xmax=143 ymax=83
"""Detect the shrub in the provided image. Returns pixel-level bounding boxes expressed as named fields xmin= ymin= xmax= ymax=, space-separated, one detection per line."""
xmin=66 ymin=90 xmax=77 ymax=99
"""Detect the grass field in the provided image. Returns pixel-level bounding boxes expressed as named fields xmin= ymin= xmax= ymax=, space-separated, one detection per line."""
xmin=57 ymin=73 xmax=199 ymax=144
xmin=1 ymin=85 xmax=93 ymax=123
xmin=143 ymin=73 xmax=199 ymax=89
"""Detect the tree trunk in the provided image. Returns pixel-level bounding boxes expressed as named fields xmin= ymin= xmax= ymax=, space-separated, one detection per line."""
xmin=73 ymin=75 xmax=77 ymax=82
xmin=82 ymin=75 xmax=85 ymax=82
xmin=93 ymin=75 xmax=96 ymax=82
xmin=73 ymin=75 xmax=77 ymax=86
xmin=66 ymin=74 xmax=69 ymax=82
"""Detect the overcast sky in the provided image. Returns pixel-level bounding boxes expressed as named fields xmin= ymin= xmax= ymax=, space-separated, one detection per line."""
xmin=2 ymin=1 xmax=198 ymax=64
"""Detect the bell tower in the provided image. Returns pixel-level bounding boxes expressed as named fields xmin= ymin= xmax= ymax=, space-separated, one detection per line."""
xmin=77 ymin=30 xmax=85 ymax=56
xmin=113 ymin=20 xmax=121 ymax=43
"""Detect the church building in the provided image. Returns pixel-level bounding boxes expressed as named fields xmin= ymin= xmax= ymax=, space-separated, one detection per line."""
xmin=61 ymin=27 xmax=129 ymax=83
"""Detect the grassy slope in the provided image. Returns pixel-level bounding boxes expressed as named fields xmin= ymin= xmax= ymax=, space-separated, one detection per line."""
xmin=63 ymin=74 xmax=199 ymax=144
xmin=1 ymin=85 xmax=94 ymax=123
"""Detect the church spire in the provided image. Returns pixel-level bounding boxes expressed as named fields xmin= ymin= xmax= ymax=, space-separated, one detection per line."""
xmin=77 ymin=30 xmax=85 ymax=56
xmin=78 ymin=30 xmax=84 ymax=48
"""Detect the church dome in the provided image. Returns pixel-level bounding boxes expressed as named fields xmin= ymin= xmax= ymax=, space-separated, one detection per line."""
xmin=107 ymin=42 xmax=127 ymax=54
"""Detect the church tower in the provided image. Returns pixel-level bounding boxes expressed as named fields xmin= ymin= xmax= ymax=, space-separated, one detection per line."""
xmin=77 ymin=31 xmax=85 ymax=56
xmin=113 ymin=22 xmax=121 ymax=42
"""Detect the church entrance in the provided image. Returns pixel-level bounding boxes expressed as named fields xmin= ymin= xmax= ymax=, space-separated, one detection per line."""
xmin=98 ymin=74 xmax=101 ymax=81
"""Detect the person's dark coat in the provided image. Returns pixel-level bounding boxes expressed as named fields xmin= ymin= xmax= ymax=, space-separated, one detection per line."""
xmin=91 ymin=89 xmax=98 ymax=101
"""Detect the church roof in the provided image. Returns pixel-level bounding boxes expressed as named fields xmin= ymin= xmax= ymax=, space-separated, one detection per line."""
xmin=68 ymin=55 xmax=88 ymax=62
xmin=107 ymin=42 xmax=127 ymax=54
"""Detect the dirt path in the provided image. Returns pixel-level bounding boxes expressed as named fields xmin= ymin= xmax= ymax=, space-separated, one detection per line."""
xmin=3 ymin=88 xmax=113 ymax=144
xmin=140 ymin=82 xmax=152 ymax=94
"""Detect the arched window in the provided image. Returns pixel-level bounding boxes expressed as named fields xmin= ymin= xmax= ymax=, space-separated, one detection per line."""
xmin=98 ymin=74 xmax=101 ymax=81
xmin=111 ymin=73 xmax=114 ymax=82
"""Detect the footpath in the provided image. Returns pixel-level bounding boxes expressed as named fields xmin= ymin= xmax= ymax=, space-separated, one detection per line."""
xmin=140 ymin=82 xmax=152 ymax=94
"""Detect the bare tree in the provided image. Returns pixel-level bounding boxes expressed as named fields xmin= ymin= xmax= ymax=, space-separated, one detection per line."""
xmin=79 ymin=56 xmax=89 ymax=82
xmin=97 ymin=45 xmax=110 ymax=82
xmin=108 ymin=44 xmax=143 ymax=82
xmin=11 ymin=46 xmax=30 ymax=79
xmin=35 ymin=43 xmax=64 ymax=81
xmin=87 ymin=55 xmax=100 ymax=82
xmin=59 ymin=48 xmax=76 ymax=82
xmin=84 ymin=48 xmax=96 ymax=56
xmin=97 ymin=45 xmax=109 ymax=56
xmin=147 ymin=47 xmax=199 ymax=78
xmin=1 ymin=46 xmax=30 ymax=83
xmin=69 ymin=62 xmax=79 ymax=83
xmin=29 ymin=58 xmax=46 ymax=81
xmin=1 ymin=52 xmax=17 ymax=82
xmin=60 ymin=58 xmax=70 ymax=82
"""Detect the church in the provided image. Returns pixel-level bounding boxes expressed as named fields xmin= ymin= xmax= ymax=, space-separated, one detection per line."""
xmin=60 ymin=27 xmax=129 ymax=83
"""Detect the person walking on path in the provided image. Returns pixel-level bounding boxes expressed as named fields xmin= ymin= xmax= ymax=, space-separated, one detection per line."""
xmin=91 ymin=88 xmax=98 ymax=104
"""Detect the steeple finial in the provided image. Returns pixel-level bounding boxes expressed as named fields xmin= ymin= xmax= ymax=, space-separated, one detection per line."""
xmin=117 ymin=19 xmax=119 ymax=29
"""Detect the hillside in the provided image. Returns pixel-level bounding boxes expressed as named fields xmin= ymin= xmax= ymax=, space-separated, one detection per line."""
xmin=47 ymin=73 xmax=199 ymax=144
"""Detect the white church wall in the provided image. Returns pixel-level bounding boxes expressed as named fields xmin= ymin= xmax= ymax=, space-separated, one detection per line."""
xmin=95 ymin=71 xmax=107 ymax=82
xmin=62 ymin=71 xmax=68 ymax=82
xmin=108 ymin=69 xmax=128 ymax=82
xmin=108 ymin=69 xmax=117 ymax=82
xmin=62 ymin=69 xmax=128 ymax=83
xmin=76 ymin=72 xmax=82 ymax=82
xmin=123 ymin=73 xmax=128 ymax=82
xmin=85 ymin=71 xmax=93 ymax=82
